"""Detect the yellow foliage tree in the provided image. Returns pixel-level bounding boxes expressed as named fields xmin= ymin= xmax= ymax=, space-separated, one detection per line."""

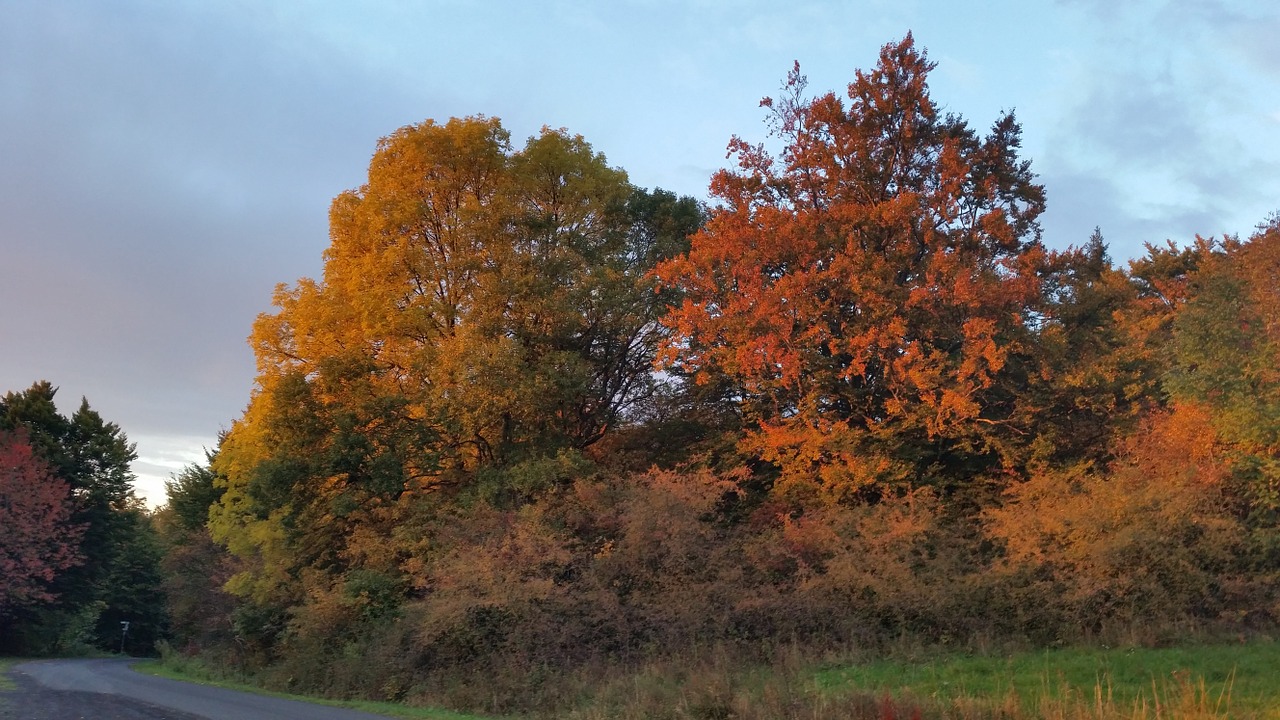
xmin=209 ymin=116 xmax=701 ymax=620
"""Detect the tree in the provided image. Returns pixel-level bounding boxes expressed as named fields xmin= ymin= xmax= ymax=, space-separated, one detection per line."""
xmin=95 ymin=507 xmax=169 ymax=655
xmin=1009 ymin=229 xmax=1160 ymax=473
xmin=0 ymin=382 xmax=163 ymax=654
xmin=1166 ymin=220 xmax=1280 ymax=537
xmin=208 ymin=117 xmax=701 ymax=628
xmin=0 ymin=429 xmax=83 ymax=615
xmin=164 ymin=449 xmax=226 ymax=533
xmin=986 ymin=406 xmax=1246 ymax=632
xmin=656 ymin=36 xmax=1048 ymax=504
xmin=154 ymin=451 xmax=236 ymax=653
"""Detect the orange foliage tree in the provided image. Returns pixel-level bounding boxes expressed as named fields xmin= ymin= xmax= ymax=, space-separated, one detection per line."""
xmin=986 ymin=405 xmax=1253 ymax=633
xmin=174 ymin=37 xmax=1280 ymax=709
xmin=657 ymin=36 xmax=1049 ymax=503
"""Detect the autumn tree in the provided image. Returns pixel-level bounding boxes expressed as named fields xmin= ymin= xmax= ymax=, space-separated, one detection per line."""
xmin=1166 ymin=220 xmax=1280 ymax=540
xmin=160 ymin=45 xmax=1280 ymax=707
xmin=0 ymin=382 xmax=165 ymax=654
xmin=208 ymin=117 xmax=701 ymax=624
xmin=0 ymin=429 xmax=82 ymax=617
xmin=986 ymin=405 xmax=1250 ymax=634
xmin=657 ymin=36 xmax=1049 ymax=504
xmin=1009 ymin=230 xmax=1161 ymax=472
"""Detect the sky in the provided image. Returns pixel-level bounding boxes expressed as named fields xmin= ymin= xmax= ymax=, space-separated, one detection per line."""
xmin=2 ymin=0 xmax=1278 ymax=505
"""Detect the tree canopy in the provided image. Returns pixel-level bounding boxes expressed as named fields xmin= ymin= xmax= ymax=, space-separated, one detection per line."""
xmin=10 ymin=33 xmax=1269 ymax=717
xmin=0 ymin=429 xmax=82 ymax=614
xmin=0 ymin=382 xmax=165 ymax=654
xmin=209 ymin=117 xmax=702 ymax=607
xmin=657 ymin=36 xmax=1051 ymax=503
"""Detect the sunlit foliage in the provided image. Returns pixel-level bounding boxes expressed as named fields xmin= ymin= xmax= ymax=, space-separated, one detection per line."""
xmin=657 ymin=36 xmax=1052 ymax=504
xmin=151 ymin=36 xmax=1280 ymax=717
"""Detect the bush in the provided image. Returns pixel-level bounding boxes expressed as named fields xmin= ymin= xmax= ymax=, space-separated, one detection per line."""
xmin=985 ymin=407 xmax=1255 ymax=638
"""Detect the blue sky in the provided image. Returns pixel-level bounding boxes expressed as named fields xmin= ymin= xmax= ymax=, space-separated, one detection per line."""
xmin=2 ymin=0 xmax=1277 ymax=504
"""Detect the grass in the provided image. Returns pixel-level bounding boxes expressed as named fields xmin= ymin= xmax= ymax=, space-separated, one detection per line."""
xmin=0 ymin=658 xmax=18 ymax=715
xmin=133 ymin=659 xmax=495 ymax=720
xmin=551 ymin=639 xmax=1280 ymax=719
xmin=815 ymin=640 xmax=1280 ymax=718
xmin=138 ymin=640 xmax=1280 ymax=719
xmin=0 ymin=658 xmax=16 ymax=693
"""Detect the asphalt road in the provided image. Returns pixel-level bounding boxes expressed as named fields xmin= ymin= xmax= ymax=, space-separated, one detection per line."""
xmin=4 ymin=658 xmax=399 ymax=720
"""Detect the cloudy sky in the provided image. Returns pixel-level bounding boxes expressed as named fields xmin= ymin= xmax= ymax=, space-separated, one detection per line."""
xmin=2 ymin=0 xmax=1277 ymax=504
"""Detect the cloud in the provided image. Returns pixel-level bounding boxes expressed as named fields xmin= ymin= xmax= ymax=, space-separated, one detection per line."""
xmin=0 ymin=1 xmax=427 ymax=441
xmin=3 ymin=0 xmax=1276 ymax=506
xmin=131 ymin=433 xmax=216 ymax=507
xmin=1036 ymin=0 xmax=1280 ymax=254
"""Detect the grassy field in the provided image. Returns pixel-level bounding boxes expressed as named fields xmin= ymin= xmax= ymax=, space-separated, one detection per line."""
xmin=140 ymin=640 xmax=1280 ymax=719
xmin=815 ymin=640 xmax=1280 ymax=718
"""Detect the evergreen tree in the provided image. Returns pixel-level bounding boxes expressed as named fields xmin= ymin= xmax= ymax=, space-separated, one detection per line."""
xmin=0 ymin=382 xmax=167 ymax=654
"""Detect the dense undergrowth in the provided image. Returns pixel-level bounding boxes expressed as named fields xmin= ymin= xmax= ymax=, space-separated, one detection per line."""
xmin=152 ymin=637 xmax=1280 ymax=719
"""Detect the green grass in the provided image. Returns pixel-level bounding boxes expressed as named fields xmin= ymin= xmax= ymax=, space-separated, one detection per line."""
xmin=815 ymin=640 xmax=1280 ymax=717
xmin=132 ymin=660 xmax=496 ymax=720
xmin=133 ymin=641 xmax=1280 ymax=719
xmin=0 ymin=658 xmax=18 ymax=715
xmin=0 ymin=658 xmax=18 ymax=692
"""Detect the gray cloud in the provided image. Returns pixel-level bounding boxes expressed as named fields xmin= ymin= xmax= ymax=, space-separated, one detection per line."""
xmin=1 ymin=2 xmax=419 ymax=418
xmin=0 ymin=1 xmax=431 ymax=502
xmin=1036 ymin=0 xmax=1280 ymax=256
xmin=2 ymin=1 xmax=1276 ymax=503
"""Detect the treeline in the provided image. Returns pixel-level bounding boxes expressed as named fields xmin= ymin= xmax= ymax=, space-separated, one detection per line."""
xmin=152 ymin=37 xmax=1279 ymax=712
xmin=6 ymin=34 xmax=1278 ymax=714
xmin=0 ymin=382 xmax=166 ymax=655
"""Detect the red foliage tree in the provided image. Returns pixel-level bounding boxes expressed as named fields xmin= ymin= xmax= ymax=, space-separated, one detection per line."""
xmin=656 ymin=36 xmax=1047 ymax=503
xmin=0 ymin=429 xmax=83 ymax=613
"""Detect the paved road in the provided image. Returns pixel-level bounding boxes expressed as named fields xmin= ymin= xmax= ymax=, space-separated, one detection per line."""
xmin=5 ymin=658 xmax=398 ymax=720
